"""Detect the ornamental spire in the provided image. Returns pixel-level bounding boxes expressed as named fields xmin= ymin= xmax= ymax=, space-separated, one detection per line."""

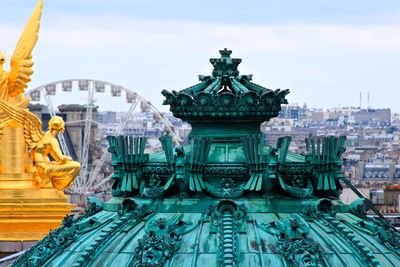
xmin=210 ymin=48 xmax=242 ymax=78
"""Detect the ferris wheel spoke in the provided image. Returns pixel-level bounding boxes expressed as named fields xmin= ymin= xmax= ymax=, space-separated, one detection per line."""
xmin=80 ymin=82 xmax=95 ymax=194
xmin=92 ymin=173 xmax=112 ymax=191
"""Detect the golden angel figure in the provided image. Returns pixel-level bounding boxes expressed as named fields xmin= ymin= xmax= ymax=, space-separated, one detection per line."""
xmin=0 ymin=0 xmax=42 ymax=105
xmin=0 ymin=0 xmax=45 ymax=176
xmin=0 ymin=0 xmax=80 ymax=191
xmin=0 ymin=100 xmax=81 ymax=190
xmin=0 ymin=0 xmax=79 ymax=242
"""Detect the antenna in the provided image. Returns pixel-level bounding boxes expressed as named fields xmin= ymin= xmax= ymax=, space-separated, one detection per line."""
xmin=359 ymin=92 xmax=362 ymax=109
xmin=367 ymin=91 xmax=370 ymax=110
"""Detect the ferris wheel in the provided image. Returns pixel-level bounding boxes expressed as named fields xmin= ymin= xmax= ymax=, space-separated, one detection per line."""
xmin=25 ymin=79 xmax=181 ymax=194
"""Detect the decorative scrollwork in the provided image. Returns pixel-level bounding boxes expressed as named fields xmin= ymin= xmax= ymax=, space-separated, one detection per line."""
xmin=278 ymin=174 xmax=313 ymax=199
xmin=12 ymin=197 xmax=105 ymax=267
xmin=207 ymin=201 xmax=247 ymax=227
xmin=205 ymin=178 xmax=244 ymax=199
xmin=140 ymin=174 xmax=165 ymax=199
xmin=258 ymin=214 xmax=325 ymax=267
xmin=133 ymin=215 xmax=196 ymax=267
xmin=206 ymin=201 xmax=247 ymax=267
xmin=204 ymin=166 xmax=248 ymax=176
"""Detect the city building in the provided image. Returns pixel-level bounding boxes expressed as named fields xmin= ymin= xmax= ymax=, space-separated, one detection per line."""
xmin=352 ymin=109 xmax=391 ymax=126
xmin=278 ymin=103 xmax=307 ymax=120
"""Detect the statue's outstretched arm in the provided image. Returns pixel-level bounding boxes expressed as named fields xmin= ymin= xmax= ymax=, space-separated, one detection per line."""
xmin=49 ymin=138 xmax=68 ymax=162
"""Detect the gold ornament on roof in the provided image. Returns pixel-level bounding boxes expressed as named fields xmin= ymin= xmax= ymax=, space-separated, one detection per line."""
xmin=0 ymin=0 xmax=78 ymax=243
xmin=0 ymin=0 xmax=80 ymax=191
xmin=0 ymin=100 xmax=81 ymax=190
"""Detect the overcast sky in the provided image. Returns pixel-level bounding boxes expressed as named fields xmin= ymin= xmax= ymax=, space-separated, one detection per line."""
xmin=1 ymin=0 xmax=400 ymax=112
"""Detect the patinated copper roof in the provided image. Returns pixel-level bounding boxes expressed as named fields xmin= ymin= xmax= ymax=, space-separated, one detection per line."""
xmin=13 ymin=50 xmax=400 ymax=267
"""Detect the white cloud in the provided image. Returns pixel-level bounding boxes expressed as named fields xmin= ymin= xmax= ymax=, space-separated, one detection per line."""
xmin=32 ymin=14 xmax=400 ymax=51
xmin=1 ymin=14 xmax=400 ymax=112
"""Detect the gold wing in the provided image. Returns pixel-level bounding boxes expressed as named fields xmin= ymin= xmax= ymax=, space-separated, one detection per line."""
xmin=0 ymin=100 xmax=30 ymax=127
xmin=0 ymin=99 xmax=44 ymax=148
xmin=7 ymin=0 xmax=43 ymax=97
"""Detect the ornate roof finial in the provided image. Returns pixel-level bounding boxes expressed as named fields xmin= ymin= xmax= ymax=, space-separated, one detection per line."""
xmin=162 ymin=49 xmax=290 ymax=128
xmin=210 ymin=48 xmax=242 ymax=78
xmin=219 ymin=48 xmax=232 ymax=58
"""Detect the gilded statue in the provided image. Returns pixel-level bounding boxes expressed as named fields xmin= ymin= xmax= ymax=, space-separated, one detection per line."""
xmin=0 ymin=100 xmax=81 ymax=190
xmin=0 ymin=0 xmax=80 ymax=191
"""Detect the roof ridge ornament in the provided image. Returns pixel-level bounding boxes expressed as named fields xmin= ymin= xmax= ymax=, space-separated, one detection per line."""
xmin=210 ymin=48 xmax=241 ymax=78
xmin=161 ymin=49 xmax=290 ymax=136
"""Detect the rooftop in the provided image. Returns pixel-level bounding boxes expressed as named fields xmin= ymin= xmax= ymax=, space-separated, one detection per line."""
xmin=13 ymin=50 xmax=400 ymax=267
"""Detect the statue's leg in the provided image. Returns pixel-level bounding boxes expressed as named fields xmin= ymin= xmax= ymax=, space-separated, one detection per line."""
xmin=48 ymin=161 xmax=81 ymax=190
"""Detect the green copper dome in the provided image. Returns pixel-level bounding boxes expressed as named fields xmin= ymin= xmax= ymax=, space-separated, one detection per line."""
xmin=13 ymin=50 xmax=400 ymax=267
